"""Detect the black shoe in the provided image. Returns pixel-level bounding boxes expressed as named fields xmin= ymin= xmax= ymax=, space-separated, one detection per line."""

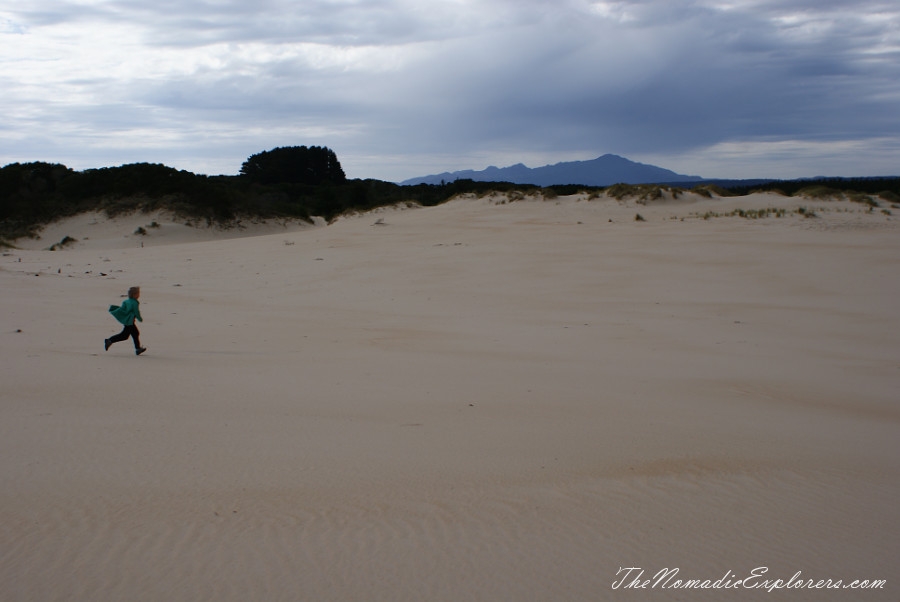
xmin=136 ymin=347 xmax=147 ymax=356
xmin=104 ymin=339 xmax=111 ymax=351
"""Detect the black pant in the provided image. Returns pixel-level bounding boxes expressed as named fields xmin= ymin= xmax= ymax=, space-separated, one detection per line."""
xmin=109 ymin=324 xmax=141 ymax=349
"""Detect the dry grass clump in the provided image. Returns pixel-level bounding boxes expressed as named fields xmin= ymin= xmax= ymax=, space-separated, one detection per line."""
xmin=606 ymin=184 xmax=684 ymax=202
xmin=691 ymin=184 xmax=734 ymax=198
xmin=697 ymin=207 xmax=819 ymax=220
xmin=792 ymin=186 xmax=885 ymax=210
xmin=878 ymin=190 xmax=899 ymax=204
xmin=848 ymin=193 xmax=879 ymax=209
xmin=794 ymin=185 xmax=844 ymax=200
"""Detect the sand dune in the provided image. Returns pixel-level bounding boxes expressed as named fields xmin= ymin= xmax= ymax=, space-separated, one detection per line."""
xmin=10 ymin=209 xmax=322 ymax=251
xmin=2 ymin=192 xmax=898 ymax=600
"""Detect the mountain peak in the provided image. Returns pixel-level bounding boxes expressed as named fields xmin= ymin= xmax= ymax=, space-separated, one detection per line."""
xmin=400 ymin=155 xmax=701 ymax=186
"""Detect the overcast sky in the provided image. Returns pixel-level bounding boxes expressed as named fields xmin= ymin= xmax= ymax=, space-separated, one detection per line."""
xmin=2 ymin=0 xmax=898 ymax=181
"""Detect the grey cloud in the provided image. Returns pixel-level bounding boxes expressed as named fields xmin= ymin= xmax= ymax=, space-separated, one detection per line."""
xmin=2 ymin=0 xmax=898 ymax=179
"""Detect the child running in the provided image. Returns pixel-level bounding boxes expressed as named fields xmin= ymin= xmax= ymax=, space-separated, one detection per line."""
xmin=105 ymin=286 xmax=146 ymax=355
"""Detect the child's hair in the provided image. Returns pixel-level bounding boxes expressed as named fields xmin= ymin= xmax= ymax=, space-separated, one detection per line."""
xmin=128 ymin=286 xmax=140 ymax=299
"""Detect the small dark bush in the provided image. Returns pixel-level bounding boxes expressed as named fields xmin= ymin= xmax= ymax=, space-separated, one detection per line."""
xmin=49 ymin=235 xmax=77 ymax=250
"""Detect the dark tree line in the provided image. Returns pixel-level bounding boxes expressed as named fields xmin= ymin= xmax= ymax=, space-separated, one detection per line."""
xmin=3 ymin=145 xmax=899 ymax=242
xmin=0 ymin=147 xmax=514 ymax=240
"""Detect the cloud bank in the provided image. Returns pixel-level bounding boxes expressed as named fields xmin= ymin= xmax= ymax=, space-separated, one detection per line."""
xmin=2 ymin=0 xmax=898 ymax=181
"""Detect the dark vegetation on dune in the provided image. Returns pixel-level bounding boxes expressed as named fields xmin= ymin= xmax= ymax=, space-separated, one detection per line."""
xmin=2 ymin=145 xmax=899 ymax=242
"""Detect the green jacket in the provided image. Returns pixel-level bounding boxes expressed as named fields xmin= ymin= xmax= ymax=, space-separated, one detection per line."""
xmin=109 ymin=298 xmax=142 ymax=326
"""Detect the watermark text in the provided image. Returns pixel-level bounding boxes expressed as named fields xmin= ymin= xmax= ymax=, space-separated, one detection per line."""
xmin=612 ymin=566 xmax=886 ymax=593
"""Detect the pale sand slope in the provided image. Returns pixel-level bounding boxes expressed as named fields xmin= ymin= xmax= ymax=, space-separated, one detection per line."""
xmin=1 ymin=192 xmax=898 ymax=601
xmin=11 ymin=209 xmax=323 ymax=251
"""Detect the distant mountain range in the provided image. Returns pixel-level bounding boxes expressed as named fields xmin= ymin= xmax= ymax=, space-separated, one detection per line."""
xmin=400 ymin=154 xmax=704 ymax=187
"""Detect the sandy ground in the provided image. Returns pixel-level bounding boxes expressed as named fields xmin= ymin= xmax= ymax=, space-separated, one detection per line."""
xmin=1 ymin=192 xmax=898 ymax=601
